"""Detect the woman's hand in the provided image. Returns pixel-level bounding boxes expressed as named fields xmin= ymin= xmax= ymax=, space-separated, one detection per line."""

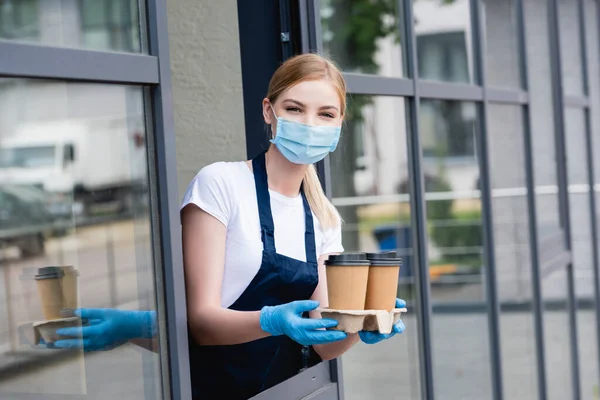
xmin=260 ymin=300 xmax=347 ymax=345
xmin=358 ymin=299 xmax=406 ymax=345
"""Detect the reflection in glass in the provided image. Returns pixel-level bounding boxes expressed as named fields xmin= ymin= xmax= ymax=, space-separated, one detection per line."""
xmin=482 ymin=0 xmax=521 ymax=88
xmin=588 ymin=0 xmax=600 ymax=193
xmin=558 ymin=0 xmax=584 ymax=95
xmin=420 ymin=99 xmax=492 ymax=399
xmin=565 ymin=108 xmax=600 ymax=396
xmin=320 ymin=0 xmax=404 ymax=77
xmin=542 ymin=268 xmax=573 ymax=400
xmin=0 ymin=79 xmax=161 ymax=398
xmin=0 ymin=0 xmax=143 ymax=53
xmin=524 ymin=0 xmax=562 ymax=238
xmin=487 ymin=104 xmax=537 ymax=399
xmin=524 ymin=0 xmax=573 ymax=394
xmin=414 ymin=0 xmax=473 ymax=83
xmin=329 ymin=96 xmax=420 ymax=399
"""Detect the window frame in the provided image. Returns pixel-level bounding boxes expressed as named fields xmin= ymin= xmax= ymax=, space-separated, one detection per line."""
xmin=0 ymin=0 xmax=191 ymax=399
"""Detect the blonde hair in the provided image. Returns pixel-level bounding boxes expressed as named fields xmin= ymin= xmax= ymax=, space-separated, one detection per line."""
xmin=266 ymin=53 xmax=345 ymax=230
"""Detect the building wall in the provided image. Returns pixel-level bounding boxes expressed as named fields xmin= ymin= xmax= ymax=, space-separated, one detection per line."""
xmin=166 ymin=0 xmax=247 ymax=200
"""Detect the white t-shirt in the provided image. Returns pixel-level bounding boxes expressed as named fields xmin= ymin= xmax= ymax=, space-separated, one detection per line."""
xmin=180 ymin=161 xmax=344 ymax=308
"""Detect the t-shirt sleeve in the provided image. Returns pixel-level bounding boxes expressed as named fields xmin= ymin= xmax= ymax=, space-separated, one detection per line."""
xmin=320 ymin=216 xmax=344 ymax=256
xmin=180 ymin=163 xmax=233 ymax=226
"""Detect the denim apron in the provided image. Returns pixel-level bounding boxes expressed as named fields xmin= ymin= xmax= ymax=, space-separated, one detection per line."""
xmin=189 ymin=151 xmax=321 ymax=399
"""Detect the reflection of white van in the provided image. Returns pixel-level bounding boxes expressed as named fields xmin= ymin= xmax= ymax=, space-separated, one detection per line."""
xmin=0 ymin=119 xmax=147 ymax=215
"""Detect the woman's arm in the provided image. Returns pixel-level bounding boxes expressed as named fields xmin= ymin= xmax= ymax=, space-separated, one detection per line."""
xmin=182 ymin=205 xmax=269 ymax=345
xmin=309 ymin=253 xmax=359 ymax=360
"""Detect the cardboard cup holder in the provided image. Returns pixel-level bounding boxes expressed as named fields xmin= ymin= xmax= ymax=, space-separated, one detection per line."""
xmin=317 ymin=307 xmax=408 ymax=334
xmin=32 ymin=317 xmax=84 ymax=344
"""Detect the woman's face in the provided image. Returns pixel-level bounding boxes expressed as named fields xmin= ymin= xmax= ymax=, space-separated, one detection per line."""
xmin=263 ymin=79 xmax=343 ymax=133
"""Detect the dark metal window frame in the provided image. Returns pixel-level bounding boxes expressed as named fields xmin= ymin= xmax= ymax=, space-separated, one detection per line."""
xmin=297 ymin=0 xmax=600 ymax=399
xmin=0 ymin=0 xmax=191 ymax=399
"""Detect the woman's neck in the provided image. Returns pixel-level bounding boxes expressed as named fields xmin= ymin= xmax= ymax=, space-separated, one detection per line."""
xmin=265 ymin=145 xmax=307 ymax=197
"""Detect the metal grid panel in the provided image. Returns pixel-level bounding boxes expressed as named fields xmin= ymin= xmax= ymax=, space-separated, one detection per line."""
xmin=577 ymin=0 xmax=600 ymax=391
xmin=469 ymin=1 xmax=503 ymax=398
xmin=547 ymin=0 xmax=582 ymax=398
xmin=305 ymin=0 xmax=600 ymax=399
xmin=402 ymin=0 xmax=435 ymax=397
xmin=344 ymin=73 xmax=414 ymax=96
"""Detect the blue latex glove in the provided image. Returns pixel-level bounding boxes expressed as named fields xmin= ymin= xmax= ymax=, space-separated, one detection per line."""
xmin=260 ymin=300 xmax=347 ymax=345
xmin=358 ymin=299 xmax=406 ymax=345
xmin=53 ymin=308 xmax=157 ymax=351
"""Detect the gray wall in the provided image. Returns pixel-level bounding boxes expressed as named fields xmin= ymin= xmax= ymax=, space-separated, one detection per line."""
xmin=166 ymin=0 xmax=247 ymax=200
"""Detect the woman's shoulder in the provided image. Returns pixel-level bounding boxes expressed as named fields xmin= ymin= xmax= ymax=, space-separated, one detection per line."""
xmin=181 ymin=160 xmax=251 ymax=215
xmin=193 ymin=160 xmax=250 ymax=184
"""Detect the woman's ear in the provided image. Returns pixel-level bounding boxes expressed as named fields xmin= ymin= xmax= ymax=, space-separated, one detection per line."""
xmin=262 ymin=98 xmax=273 ymax=125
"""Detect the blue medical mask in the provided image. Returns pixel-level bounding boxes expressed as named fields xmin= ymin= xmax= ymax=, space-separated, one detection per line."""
xmin=269 ymin=105 xmax=341 ymax=165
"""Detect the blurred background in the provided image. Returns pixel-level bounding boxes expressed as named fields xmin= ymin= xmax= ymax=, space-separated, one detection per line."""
xmin=1 ymin=0 xmax=600 ymax=399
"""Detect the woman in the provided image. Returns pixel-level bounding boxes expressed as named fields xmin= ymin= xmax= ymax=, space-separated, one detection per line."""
xmin=181 ymin=53 xmax=405 ymax=399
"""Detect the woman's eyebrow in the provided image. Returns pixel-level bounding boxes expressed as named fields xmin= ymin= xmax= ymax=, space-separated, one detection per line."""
xmin=282 ymin=98 xmax=339 ymax=111
xmin=282 ymin=99 xmax=304 ymax=107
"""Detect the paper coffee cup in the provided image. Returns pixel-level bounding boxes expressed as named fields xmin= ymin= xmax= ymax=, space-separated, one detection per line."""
xmin=365 ymin=251 xmax=402 ymax=311
xmin=35 ymin=267 xmax=66 ymax=320
xmin=58 ymin=266 xmax=79 ymax=311
xmin=325 ymin=253 xmax=370 ymax=310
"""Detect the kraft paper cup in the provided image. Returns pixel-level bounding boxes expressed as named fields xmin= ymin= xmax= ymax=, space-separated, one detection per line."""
xmin=57 ymin=266 xmax=79 ymax=311
xmin=35 ymin=267 xmax=66 ymax=320
xmin=325 ymin=253 xmax=370 ymax=310
xmin=365 ymin=251 xmax=402 ymax=311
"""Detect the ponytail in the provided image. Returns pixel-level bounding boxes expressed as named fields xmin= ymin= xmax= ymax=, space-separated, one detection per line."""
xmin=303 ymin=164 xmax=342 ymax=230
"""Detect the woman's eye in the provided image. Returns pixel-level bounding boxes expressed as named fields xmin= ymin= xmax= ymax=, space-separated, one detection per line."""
xmin=321 ymin=112 xmax=335 ymax=118
xmin=286 ymin=107 xmax=301 ymax=113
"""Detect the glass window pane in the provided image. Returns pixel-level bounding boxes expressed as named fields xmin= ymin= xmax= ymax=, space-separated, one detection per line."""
xmin=487 ymin=104 xmax=537 ymax=399
xmin=565 ymin=107 xmax=600 ymax=397
xmin=0 ymin=79 xmax=162 ymax=398
xmin=81 ymin=0 xmax=108 ymax=27
xmin=585 ymin=0 xmax=600 ymax=381
xmin=542 ymin=268 xmax=573 ymax=400
xmin=414 ymin=0 xmax=474 ymax=84
xmin=0 ymin=0 xmax=143 ymax=53
xmin=587 ymin=0 xmax=600 ymax=209
xmin=0 ymin=0 xmax=39 ymax=41
xmin=482 ymin=0 xmax=521 ymax=88
xmin=420 ymin=99 xmax=492 ymax=399
xmin=329 ymin=95 xmax=420 ymax=399
xmin=524 ymin=0 xmax=563 ymax=239
xmin=320 ymin=0 xmax=405 ymax=77
xmin=558 ymin=0 xmax=584 ymax=96
xmin=524 ymin=0 xmax=573 ymax=396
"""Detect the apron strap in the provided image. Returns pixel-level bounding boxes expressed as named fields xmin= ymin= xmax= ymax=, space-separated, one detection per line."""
xmin=252 ymin=150 xmax=318 ymax=264
xmin=252 ymin=151 xmax=276 ymax=252
xmin=300 ymin=189 xmax=317 ymax=265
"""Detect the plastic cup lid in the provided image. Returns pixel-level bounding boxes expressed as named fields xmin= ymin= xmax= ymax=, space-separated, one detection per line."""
xmin=325 ymin=253 xmax=371 ymax=266
xmin=34 ymin=266 xmax=65 ymax=280
xmin=366 ymin=251 xmax=403 ymax=266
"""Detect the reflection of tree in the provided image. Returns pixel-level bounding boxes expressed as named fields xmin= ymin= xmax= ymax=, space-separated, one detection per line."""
xmin=323 ymin=0 xmax=456 ymax=250
xmin=323 ymin=0 xmax=398 ymax=250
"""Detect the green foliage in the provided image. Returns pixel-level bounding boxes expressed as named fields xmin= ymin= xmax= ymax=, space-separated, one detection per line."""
xmin=321 ymin=0 xmax=456 ymax=124
xmin=417 ymin=173 xmax=483 ymax=267
xmin=321 ymin=0 xmax=399 ymax=124
xmin=430 ymin=208 xmax=483 ymax=267
xmin=322 ymin=0 xmax=398 ymax=74
xmin=424 ymin=176 xmax=453 ymax=222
